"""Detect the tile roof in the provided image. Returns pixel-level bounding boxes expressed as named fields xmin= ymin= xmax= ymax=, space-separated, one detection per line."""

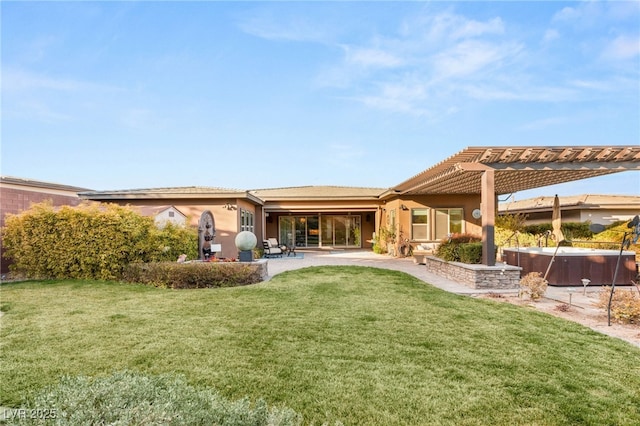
xmin=250 ymin=186 xmax=387 ymax=200
xmin=499 ymin=194 xmax=640 ymax=212
xmin=1 ymin=175 xmax=92 ymax=192
xmin=78 ymin=186 xmax=263 ymax=203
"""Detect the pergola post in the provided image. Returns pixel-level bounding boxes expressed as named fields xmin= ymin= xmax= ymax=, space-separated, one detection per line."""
xmin=481 ymin=169 xmax=496 ymax=266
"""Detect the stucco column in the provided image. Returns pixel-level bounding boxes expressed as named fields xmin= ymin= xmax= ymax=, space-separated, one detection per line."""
xmin=481 ymin=169 xmax=496 ymax=266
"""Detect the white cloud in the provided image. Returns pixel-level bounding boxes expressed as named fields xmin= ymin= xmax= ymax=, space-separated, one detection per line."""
xmin=551 ymin=1 xmax=627 ymax=30
xmin=319 ymin=9 xmax=528 ymax=115
xmin=10 ymin=100 xmax=73 ymax=123
xmin=236 ymin=12 xmax=329 ymax=43
xmin=569 ymin=79 xmax=613 ymax=91
xmin=290 ymin=4 xmax=635 ymax=120
xmin=551 ymin=1 xmax=606 ymax=26
xmin=121 ymin=108 xmax=156 ymax=130
xmin=411 ymin=11 xmax=504 ymax=44
xmin=449 ymin=16 xmax=505 ymax=40
xmin=349 ymin=80 xmax=432 ymax=117
xmin=551 ymin=5 xmax=581 ymax=23
xmin=463 ymin=81 xmax=581 ymax=103
xmin=432 ymin=40 xmax=522 ymax=79
xmin=519 ymin=116 xmax=570 ymax=131
xmin=314 ymin=47 xmax=404 ymax=89
xmin=343 ymin=46 xmax=404 ymax=68
xmin=542 ymin=29 xmax=560 ymax=43
xmin=2 ymin=67 xmax=120 ymax=94
xmin=2 ymin=68 xmax=83 ymax=92
xmin=601 ymin=34 xmax=640 ymax=60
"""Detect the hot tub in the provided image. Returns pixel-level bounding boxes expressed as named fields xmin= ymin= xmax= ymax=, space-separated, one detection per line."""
xmin=503 ymin=247 xmax=637 ymax=286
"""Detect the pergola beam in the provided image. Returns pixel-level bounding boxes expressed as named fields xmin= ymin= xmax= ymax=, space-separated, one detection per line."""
xmin=483 ymin=161 xmax=640 ymax=172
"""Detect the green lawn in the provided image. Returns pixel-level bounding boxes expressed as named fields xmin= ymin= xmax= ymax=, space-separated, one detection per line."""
xmin=1 ymin=266 xmax=639 ymax=425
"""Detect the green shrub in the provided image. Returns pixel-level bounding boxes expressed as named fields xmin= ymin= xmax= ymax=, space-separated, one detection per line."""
xmin=523 ymin=223 xmax=552 ymax=236
xmin=435 ymin=234 xmax=481 ymax=262
xmin=458 ymin=243 xmax=483 ymax=264
xmin=496 ymin=212 xmax=528 ymax=232
xmin=589 ymin=222 xmax=640 ymax=259
xmin=495 ymin=227 xmax=541 ymax=249
xmin=561 ymin=222 xmax=593 ymax=240
xmin=148 ymin=222 xmax=199 ymax=263
xmin=372 ymin=226 xmax=395 ymax=254
xmin=522 ymin=222 xmax=593 ymax=242
xmin=372 ymin=242 xmax=386 ymax=254
xmin=123 ymin=261 xmax=263 ymax=289
xmin=2 ymin=202 xmax=198 ymax=281
xmin=7 ymin=371 xmax=302 ymax=426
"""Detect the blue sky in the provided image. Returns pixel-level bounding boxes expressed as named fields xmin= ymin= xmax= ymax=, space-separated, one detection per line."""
xmin=2 ymin=1 xmax=639 ymax=200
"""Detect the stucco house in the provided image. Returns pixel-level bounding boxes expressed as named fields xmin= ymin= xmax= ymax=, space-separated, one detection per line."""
xmin=499 ymin=194 xmax=640 ymax=226
xmin=2 ymin=146 xmax=638 ymax=268
xmin=78 ymin=146 xmax=640 ymax=264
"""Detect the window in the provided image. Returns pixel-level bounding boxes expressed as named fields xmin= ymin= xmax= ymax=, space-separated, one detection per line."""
xmin=411 ymin=209 xmax=429 ymax=241
xmin=168 ymin=211 xmax=175 ymax=218
xmin=434 ymin=208 xmax=463 ymax=240
xmin=240 ymin=209 xmax=254 ymax=233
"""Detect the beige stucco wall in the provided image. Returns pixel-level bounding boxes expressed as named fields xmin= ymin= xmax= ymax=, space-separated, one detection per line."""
xmin=113 ymin=199 xmax=257 ymax=259
xmin=380 ymin=194 xmax=484 ymax=249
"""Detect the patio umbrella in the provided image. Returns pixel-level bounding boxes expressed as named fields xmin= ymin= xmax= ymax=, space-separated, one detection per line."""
xmin=551 ymin=194 xmax=565 ymax=243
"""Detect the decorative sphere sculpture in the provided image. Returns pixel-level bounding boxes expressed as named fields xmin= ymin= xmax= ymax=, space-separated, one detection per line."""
xmin=235 ymin=231 xmax=257 ymax=251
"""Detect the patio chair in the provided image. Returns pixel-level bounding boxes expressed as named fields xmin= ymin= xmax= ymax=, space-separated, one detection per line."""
xmin=262 ymin=240 xmax=283 ymax=258
xmin=267 ymin=238 xmax=287 ymax=252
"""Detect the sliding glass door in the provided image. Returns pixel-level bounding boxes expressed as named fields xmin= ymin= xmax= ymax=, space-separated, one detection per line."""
xmin=280 ymin=215 xmax=361 ymax=248
xmin=320 ymin=215 xmax=361 ymax=247
xmin=279 ymin=215 xmax=319 ymax=247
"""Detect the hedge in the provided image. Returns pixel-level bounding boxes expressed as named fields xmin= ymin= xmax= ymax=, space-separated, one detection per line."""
xmin=122 ymin=261 xmax=264 ymax=289
xmin=435 ymin=234 xmax=482 ymax=263
xmin=458 ymin=242 xmax=483 ymax=264
xmin=2 ymin=202 xmax=198 ymax=280
xmin=522 ymin=222 xmax=593 ymax=240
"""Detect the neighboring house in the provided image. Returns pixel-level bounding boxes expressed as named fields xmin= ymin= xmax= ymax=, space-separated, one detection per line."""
xmin=137 ymin=205 xmax=188 ymax=228
xmin=0 ymin=176 xmax=91 ymax=274
xmin=499 ymin=195 xmax=640 ymax=226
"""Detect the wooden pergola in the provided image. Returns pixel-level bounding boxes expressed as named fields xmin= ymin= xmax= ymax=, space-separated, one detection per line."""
xmin=391 ymin=146 xmax=640 ymax=265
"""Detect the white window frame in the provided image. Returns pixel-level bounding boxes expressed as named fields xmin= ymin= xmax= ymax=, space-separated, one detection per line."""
xmin=240 ymin=209 xmax=254 ymax=233
xmin=411 ymin=208 xmax=430 ymax=241
xmin=434 ymin=208 xmax=464 ymax=240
